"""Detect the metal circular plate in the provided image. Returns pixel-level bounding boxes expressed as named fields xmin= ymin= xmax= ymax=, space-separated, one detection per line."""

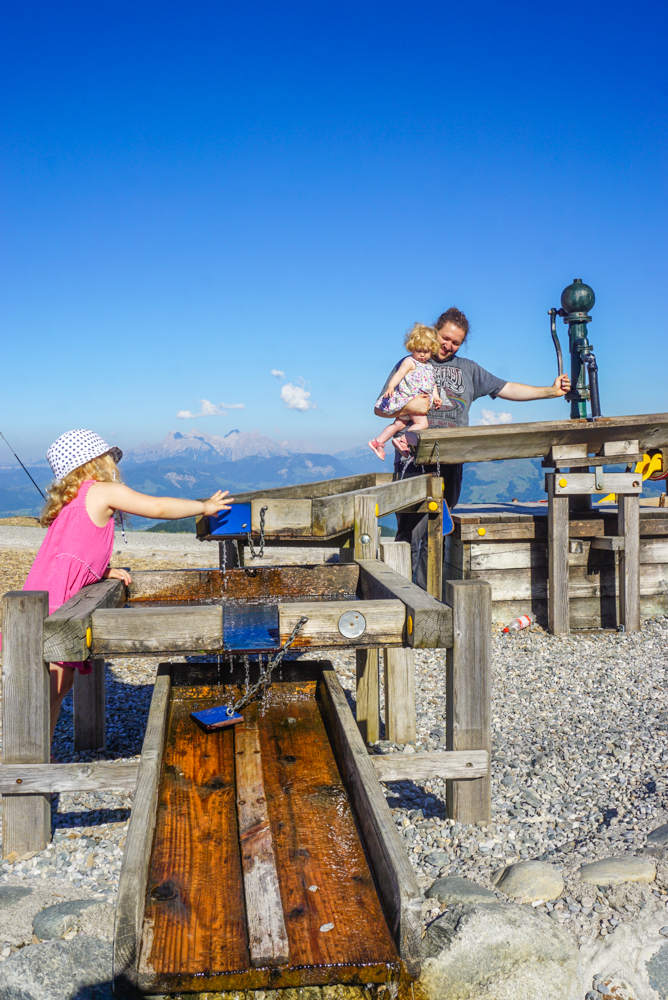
xmin=338 ymin=610 xmax=367 ymax=638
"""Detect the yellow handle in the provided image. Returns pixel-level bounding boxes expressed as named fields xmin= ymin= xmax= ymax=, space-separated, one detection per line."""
xmin=375 ymin=503 xmax=379 ymax=517
xmin=86 ymin=627 xmax=92 ymax=648
xmin=407 ymin=615 xmax=413 ymax=635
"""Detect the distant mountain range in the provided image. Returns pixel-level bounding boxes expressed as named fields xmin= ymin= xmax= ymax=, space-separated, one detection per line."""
xmin=0 ymin=430 xmax=663 ymax=519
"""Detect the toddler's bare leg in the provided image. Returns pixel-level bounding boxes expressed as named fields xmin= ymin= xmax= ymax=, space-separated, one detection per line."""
xmin=376 ymin=415 xmax=410 ymax=447
xmin=407 ymin=413 xmax=429 ymax=431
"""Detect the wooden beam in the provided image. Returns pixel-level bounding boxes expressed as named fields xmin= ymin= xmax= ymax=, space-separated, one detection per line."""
xmin=379 ymin=542 xmax=415 ymax=746
xmin=73 ymin=659 xmax=106 ymax=751
xmin=312 ymin=476 xmax=431 ymax=537
xmin=356 ymin=559 xmax=453 ymax=648
xmin=547 ymin=472 xmax=642 ymax=496
xmin=619 ymin=494 xmax=640 ymax=632
xmin=445 ymin=580 xmax=492 ymax=826
xmin=591 ymin=536 xmax=626 ymax=551
xmin=407 ymin=413 xmax=668 ymax=466
xmin=317 ymin=667 xmax=422 ymax=979
xmin=355 ymin=649 xmax=380 ymax=744
xmin=1 ymin=591 xmax=51 ymax=856
xmin=426 ymin=476 xmax=444 ymax=600
xmin=548 ymin=479 xmax=570 ymax=636
xmin=370 ymin=750 xmax=489 ymax=782
xmin=250 ymin=499 xmax=312 ymax=536
xmin=234 ymin=704 xmax=290 ymax=967
xmin=113 ymin=670 xmax=171 ymax=994
xmin=0 ymin=760 xmax=139 ymax=794
xmin=210 ymin=472 xmax=393 ymax=504
xmin=601 ymin=439 xmax=640 ymax=456
xmin=43 ymin=578 xmax=125 ymax=662
xmin=91 ymin=605 xmax=223 ymax=655
xmin=128 ymin=565 xmax=360 ymax=603
xmin=278 ymin=600 xmax=405 ymax=649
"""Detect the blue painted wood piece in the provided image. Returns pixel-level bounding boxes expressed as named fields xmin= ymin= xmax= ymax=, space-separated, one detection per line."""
xmin=209 ymin=502 xmax=252 ymax=537
xmin=443 ymin=500 xmax=454 ymax=536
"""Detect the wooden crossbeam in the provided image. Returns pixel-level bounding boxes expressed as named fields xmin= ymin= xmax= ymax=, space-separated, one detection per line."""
xmin=43 ymin=579 xmax=125 ymax=662
xmin=278 ymin=599 xmax=405 ymax=648
xmin=0 ymin=761 xmax=139 ymax=794
xmin=370 ymin=750 xmax=489 ymax=782
xmin=311 ymin=476 xmax=431 ymax=537
xmin=356 ymin=559 xmax=453 ymax=648
xmin=92 ymin=605 xmax=224 ymax=655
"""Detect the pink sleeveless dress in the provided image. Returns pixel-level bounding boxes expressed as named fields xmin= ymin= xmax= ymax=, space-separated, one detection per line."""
xmin=22 ymin=480 xmax=116 ymax=672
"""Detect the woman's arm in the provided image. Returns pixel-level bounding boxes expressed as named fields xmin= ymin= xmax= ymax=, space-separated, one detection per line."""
xmin=497 ymin=374 xmax=570 ymax=401
xmin=384 ymin=357 xmax=415 ymax=395
xmin=86 ymin=484 xmax=233 ymax=526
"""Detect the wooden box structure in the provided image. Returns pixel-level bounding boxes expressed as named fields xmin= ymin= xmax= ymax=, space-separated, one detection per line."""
xmin=445 ymin=503 xmax=668 ymax=628
xmin=113 ymin=660 xmax=422 ymax=995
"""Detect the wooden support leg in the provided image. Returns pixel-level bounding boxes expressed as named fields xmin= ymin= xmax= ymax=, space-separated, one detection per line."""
xmin=618 ymin=494 xmax=640 ymax=632
xmin=380 ymin=540 xmax=416 ymax=745
xmin=445 ymin=579 xmax=491 ymax=825
xmin=355 ymin=649 xmax=380 ymax=743
xmin=426 ymin=476 xmax=444 ymax=601
xmin=1 ymin=591 xmax=51 ymax=856
xmin=548 ymin=482 xmax=570 ymax=635
xmin=73 ymin=659 xmax=106 ymax=751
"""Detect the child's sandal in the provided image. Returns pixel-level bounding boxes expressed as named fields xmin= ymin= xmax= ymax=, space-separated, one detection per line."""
xmin=368 ymin=439 xmax=386 ymax=460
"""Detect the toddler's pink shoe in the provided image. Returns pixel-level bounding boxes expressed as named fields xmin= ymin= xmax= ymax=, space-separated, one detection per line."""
xmin=369 ymin=439 xmax=385 ymax=460
xmin=391 ymin=435 xmax=410 ymax=456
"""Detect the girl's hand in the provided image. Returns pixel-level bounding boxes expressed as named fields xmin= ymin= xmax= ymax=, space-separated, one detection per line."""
xmin=433 ymin=396 xmax=442 ymax=409
xmin=104 ymin=566 xmax=132 ymax=585
xmin=201 ymin=490 xmax=234 ymax=516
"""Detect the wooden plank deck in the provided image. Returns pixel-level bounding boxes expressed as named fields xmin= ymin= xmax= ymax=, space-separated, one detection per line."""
xmin=136 ymin=674 xmax=402 ymax=993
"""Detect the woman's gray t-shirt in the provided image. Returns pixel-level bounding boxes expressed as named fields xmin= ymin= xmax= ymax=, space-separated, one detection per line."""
xmin=379 ymin=355 xmax=507 ymax=429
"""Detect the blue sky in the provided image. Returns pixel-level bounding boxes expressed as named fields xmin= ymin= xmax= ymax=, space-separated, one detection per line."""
xmin=1 ymin=0 xmax=667 ymax=462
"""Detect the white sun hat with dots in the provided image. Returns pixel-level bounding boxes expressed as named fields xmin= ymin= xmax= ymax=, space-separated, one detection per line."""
xmin=46 ymin=429 xmax=123 ymax=482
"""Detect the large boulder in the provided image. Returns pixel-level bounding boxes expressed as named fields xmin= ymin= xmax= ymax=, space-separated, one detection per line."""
xmin=0 ymin=938 xmax=113 ymax=1000
xmin=419 ymin=901 xmax=580 ymax=1000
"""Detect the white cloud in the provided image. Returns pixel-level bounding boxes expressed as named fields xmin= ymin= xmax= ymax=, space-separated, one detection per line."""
xmin=270 ymin=369 xmax=285 ymax=379
xmin=177 ymin=398 xmax=245 ymax=419
xmin=280 ymin=381 xmax=315 ymax=411
xmin=478 ymin=409 xmax=512 ymax=426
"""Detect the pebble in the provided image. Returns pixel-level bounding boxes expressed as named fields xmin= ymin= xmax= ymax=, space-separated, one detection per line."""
xmin=579 ymin=856 xmax=657 ymax=886
xmin=490 ymin=861 xmax=564 ymax=902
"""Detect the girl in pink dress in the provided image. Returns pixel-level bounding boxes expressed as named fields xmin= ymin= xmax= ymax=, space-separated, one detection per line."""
xmin=369 ymin=324 xmax=442 ymax=460
xmin=19 ymin=429 xmax=233 ymax=748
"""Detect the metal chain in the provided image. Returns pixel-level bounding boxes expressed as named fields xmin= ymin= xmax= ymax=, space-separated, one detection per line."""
xmin=231 ymin=615 xmax=308 ymax=713
xmin=247 ymin=505 xmax=268 ymax=559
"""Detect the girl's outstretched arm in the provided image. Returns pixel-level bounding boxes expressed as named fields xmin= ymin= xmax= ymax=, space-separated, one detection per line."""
xmin=86 ymin=483 xmax=233 ymax=527
xmin=384 ymin=357 xmax=415 ymax=396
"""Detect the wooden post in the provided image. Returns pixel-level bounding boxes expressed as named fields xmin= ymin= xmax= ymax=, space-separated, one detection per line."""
xmin=426 ymin=476 xmax=444 ymax=601
xmin=547 ymin=475 xmax=570 ymax=635
xmin=618 ymin=494 xmax=640 ymax=631
xmin=353 ymin=494 xmax=380 ymax=740
xmin=1 ymin=591 xmax=51 ymax=856
xmin=445 ymin=579 xmax=491 ymax=825
xmin=355 ymin=649 xmax=380 ymax=743
xmin=73 ymin=659 xmax=106 ymax=751
xmin=380 ymin=541 xmax=416 ymax=745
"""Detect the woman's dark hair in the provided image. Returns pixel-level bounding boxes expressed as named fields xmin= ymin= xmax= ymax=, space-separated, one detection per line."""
xmin=435 ymin=307 xmax=469 ymax=338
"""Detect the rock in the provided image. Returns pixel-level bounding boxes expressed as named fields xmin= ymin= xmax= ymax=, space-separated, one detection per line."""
xmin=426 ymin=876 xmax=497 ymax=905
xmin=420 ymin=901 xmax=580 ymax=1000
xmin=579 ymin=856 xmax=656 ymax=886
xmin=425 ymin=852 xmax=451 ymax=870
xmin=645 ymin=823 xmax=668 ymax=856
xmin=0 ymin=885 xmax=33 ymax=908
xmin=33 ymin=899 xmax=105 ymax=941
xmin=490 ymin=861 xmax=564 ymax=903
xmin=0 ymin=937 xmax=113 ymax=1000
xmin=647 ymin=941 xmax=668 ymax=999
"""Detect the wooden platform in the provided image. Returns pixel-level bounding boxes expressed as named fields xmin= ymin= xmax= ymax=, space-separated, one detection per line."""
xmin=446 ymin=503 xmax=668 ymax=628
xmin=113 ymin=660 xmax=421 ymax=995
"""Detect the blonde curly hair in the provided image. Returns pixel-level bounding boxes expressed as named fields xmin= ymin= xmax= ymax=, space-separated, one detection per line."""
xmin=404 ymin=323 xmax=438 ymax=354
xmin=41 ymin=452 xmax=122 ymax=526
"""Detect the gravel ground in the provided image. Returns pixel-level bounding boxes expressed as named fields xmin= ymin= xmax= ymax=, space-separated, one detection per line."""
xmin=2 ymin=535 xmax=668 ymax=975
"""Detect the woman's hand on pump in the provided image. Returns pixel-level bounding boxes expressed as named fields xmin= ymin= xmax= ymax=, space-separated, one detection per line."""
xmin=554 ymin=374 xmax=571 ymax=396
xmin=201 ymin=490 xmax=234 ymax=516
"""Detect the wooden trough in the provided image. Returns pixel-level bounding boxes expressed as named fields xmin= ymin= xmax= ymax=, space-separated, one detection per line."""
xmin=112 ymin=659 xmax=424 ymax=995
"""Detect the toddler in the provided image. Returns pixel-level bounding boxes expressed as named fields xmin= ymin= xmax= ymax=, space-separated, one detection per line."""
xmin=369 ymin=324 xmax=441 ymax=460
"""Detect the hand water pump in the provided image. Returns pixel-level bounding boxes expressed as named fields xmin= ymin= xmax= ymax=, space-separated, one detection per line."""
xmin=549 ymin=278 xmax=602 ymax=420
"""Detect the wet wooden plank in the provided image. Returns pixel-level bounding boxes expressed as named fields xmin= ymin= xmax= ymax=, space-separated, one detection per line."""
xmin=258 ymin=681 xmax=399 ymax=972
xmin=235 ymin=704 xmax=290 ymax=967
xmin=278 ymin=599 xmax=405 ymax=648
xmin=139 ymin=688 xmax=249 ymax=985
xmin=127 ymin=565 xmax=360 ymax=603
xmin=92 ymin=605 xmax=223 ymax=654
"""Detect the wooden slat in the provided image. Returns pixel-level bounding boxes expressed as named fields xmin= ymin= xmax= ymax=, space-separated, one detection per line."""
xmin=311 ymin=476 xmax=430 ymax=537
xmin=548 ymin=472 xmax=642 ymax=496
xmin=371 ymin=750 xmax=489 ymax=782
xmin=278 ymin=599 xmax=405 ymax=648
xmin=235 ymin=704 xmax=289 ymax=967
xmin=250 ymin=498 xmax=312 ymax=536
xmin=0 ymin=760 xmax=139 ymax=794
xmin=1 ymin=591 xmax=51 ymax=856
xmin=426 ymin=476 xmax=444 ymax=600
xmin=138 ymin=687 xmax=249 ymax=988
xmin=258 ymin=680 xmax=399 ymax=975
xmin=380 ymin=542 xmax=416 ymax=745
xmin=92 ymin=605 xmax=223 ymax=655
xmin=548 ymin=481 xmax=570 ymax=636
xmin=355 ymin=649 xmax=380 ymax=744
xmin=641 ymin=519 xmax=668 ymax=537
xmin=128 ymin=565 xmax=360 ymax=603
xmin=602 ymin=439 xmax=640 ymax=456
xmin=445 ymin=580 xmax=491 ymax=825
xmin=318 ymin=668 xmax=422 ymax=978
xmin=113 ymin=670 xmax=171 ymax=993
xmin=206 ymin=473 xmax=393 ymax=505
xmin=408 ymin=413 xmax=668 ymax=466
xmin=356 ymin=559 xmax=453 ymax=648
xmin=619 ymin=494 xmax=640 ymax=632
xmin=73 ymin=659 xmax=106 ymax=751
xmin=591 ymin=536 xmax=625 ymax=551
xmin=43 ymin=578 xmax=125 ymax=662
